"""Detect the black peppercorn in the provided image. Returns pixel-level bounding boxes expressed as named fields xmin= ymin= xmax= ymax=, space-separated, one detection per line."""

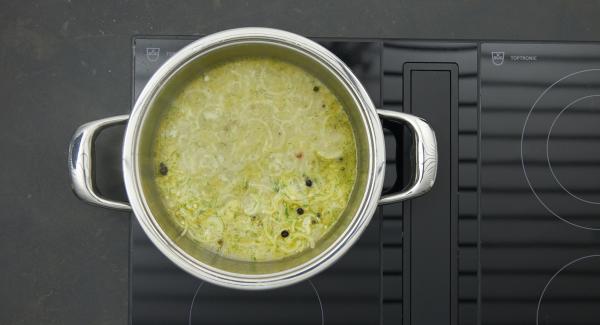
xmin=296 ymin=207 xmax=304 ymax=215
xmin=159 ymin=162 xmax=168 ymax=175
xmin=281 ymin=230 xmax=289 ymax=238
xmin=313 ymin=86 xmax=320 ymax=92
xmin=305 ymin=178 xmax=313 ymax=187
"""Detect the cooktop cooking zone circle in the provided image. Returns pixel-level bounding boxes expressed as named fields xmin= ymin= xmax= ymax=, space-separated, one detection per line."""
xmin=536 ymin=255 xmax=600 ymax=325
xmin=521 ymin=69 xmax=600 ymax=230
xmin=188 ymin=280 xmax=324 ymax=324
xmin=547 ymin=94 xmax=600 ymax=205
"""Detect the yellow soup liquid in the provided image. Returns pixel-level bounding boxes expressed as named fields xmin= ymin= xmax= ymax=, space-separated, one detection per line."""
xmin=152 ymin=57 xmax=357 ymax=262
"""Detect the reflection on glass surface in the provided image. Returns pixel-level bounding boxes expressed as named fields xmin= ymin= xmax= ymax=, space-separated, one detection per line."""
xmin=481 ymin=43 xmax=600 ymax=325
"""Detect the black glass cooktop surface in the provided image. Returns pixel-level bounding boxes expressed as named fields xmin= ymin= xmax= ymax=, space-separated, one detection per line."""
xmin=480 ymin=43 xmax=600 ymax=325
xmin=131 ymin=37 xmax=600 ymax=325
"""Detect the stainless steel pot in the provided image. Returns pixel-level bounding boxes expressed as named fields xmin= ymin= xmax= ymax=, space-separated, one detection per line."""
xmin=68 ymin=28 xmax=438 ymax=290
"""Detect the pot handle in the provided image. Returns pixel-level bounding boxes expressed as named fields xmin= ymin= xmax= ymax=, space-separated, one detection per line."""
xmin=68 ymin=115 xmax=132 ymax=211
xmin=377 ymin=110 xmax=438 ymax=205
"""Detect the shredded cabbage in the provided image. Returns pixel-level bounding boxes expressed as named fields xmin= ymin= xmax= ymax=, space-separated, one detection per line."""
xmin=152 ymin=57 xmax=357 ymax=262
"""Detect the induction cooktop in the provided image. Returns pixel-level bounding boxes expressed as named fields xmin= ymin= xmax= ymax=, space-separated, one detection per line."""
xmin=130 ymin=37 xmax=600 ymax=325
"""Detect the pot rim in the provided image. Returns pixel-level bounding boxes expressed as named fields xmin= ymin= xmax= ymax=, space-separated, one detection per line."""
xmin=122 ymin=27 xmax=386 ymax=290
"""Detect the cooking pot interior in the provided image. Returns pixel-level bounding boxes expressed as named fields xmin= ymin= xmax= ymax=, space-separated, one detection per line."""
xmin=136 ymin=40 xmax=372 ymax=275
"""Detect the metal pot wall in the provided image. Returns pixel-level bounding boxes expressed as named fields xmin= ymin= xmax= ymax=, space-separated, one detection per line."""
xmin=68 ymin=28 xmax=438 ymax=290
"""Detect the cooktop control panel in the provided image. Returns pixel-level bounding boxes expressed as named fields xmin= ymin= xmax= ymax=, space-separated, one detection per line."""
xmin=130 ymin=38 xmax=600 ymax=325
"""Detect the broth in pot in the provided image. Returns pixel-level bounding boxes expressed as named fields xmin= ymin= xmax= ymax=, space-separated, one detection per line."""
xmin=152 ymin=57 xmax=357 ymax=262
